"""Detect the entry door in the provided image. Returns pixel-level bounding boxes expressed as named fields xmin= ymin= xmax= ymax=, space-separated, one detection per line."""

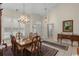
xmin=47 ymin=24 xmax=54 ymax=38
xmin=32 ymin=24 xmax=42 ymax=35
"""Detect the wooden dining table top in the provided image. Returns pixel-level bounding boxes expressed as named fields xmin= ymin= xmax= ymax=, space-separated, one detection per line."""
xmin=16 ymin=35 xmax=41 ymax=48
xmin=16 ymin=39 xmax=32 ymax=47
xmin=15 ymin=38 xmax=34 ymax=55
xmin=16 ymin=37 xmax=38 ymax=47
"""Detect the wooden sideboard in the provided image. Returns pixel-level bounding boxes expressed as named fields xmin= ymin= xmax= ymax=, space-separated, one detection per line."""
xmin=57 ymin=34 xmax=79 ymax=46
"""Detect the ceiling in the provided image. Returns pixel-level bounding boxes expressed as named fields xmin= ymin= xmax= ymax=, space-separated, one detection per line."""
xmin=2 ymin=3 xmax=58 ymax=16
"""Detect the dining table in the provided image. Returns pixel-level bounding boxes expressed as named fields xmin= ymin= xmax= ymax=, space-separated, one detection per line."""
xmin=16 ymin=37 xmax=38 ymax=55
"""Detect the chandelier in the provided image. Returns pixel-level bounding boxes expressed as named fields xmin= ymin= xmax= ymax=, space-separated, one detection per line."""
xmin=19 ymin=15 xmax=28 ymax=23
xmin=18 ymin=4 xmax=29 ymax=24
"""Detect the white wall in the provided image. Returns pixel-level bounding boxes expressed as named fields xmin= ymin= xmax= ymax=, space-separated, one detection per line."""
xmin=48 ymin=3 xmax=79 ymax=42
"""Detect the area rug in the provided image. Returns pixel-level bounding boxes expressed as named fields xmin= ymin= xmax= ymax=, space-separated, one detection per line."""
xmin=3 ymin=45 xmax=58 ymax=56
xmin=40 ymin=45 xmax=58 ymax=56
xmin=43 ymin=41 xmax=68 ymax=50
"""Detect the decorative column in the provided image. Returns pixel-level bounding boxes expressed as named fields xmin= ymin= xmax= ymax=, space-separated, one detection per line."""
xmin=0 ymin=3 xmax=3 ymax=44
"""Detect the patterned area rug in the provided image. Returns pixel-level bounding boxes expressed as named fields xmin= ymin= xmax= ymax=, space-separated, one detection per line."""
xmin=3 ymin=45 xmax=58 ymax=56
xmin=40 ymin=45 xmax=58 ymax=56
xmin=43 ymin=41 xmax=68 ymax=50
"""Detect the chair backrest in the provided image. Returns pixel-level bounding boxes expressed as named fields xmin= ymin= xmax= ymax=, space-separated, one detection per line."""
xmin=10 ymin=35 xmax=17 ymax=52
xmin=31 ymin=36 xmax=41 ymax=52
xmin=29 ymin=32 xmax=33 ymax=40
xmin=30 ymin=36 xmax=37 ymax=52
xmin=10 ymin=35 xmax=13 ymax=44
xmin=35 ymin=36 xmax=41 ymax=48
xmin=10 ymin=35 xmax=17 ymax=50
xmin=36 ymin=36 xmax=41 ymax=41
xmin=16 ymin=32 xmax=21 ymax=40
xmin=11 ymin=35 xmax=16 ymax=44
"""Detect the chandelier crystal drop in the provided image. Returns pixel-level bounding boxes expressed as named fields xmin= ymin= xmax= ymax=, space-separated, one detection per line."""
xmin=19 ymin=15 xmax=28 ymax=22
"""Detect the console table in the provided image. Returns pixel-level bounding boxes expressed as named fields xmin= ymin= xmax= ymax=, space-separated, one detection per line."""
xmin=57 ymin=34 xmax=79 ymax=46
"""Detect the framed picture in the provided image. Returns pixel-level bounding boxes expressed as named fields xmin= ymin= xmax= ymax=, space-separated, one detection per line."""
xmin=63 ymin=20 xmax=73 ymax=32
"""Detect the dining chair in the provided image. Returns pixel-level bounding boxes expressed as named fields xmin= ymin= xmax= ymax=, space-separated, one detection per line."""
xmin=11 ymin=35 xmax=15 ymax=50
xmin=25 ymin=35 xmax=42 ymax=56
xmin=10 ymin=35 xmax=21 ymax=55
xmin=10 ymin=35 xmax=17 ymax=55
xmin=10 ymin=35 xmax=14 ymax=51
xmin=16 ymin=32 xmax=21 ymax=40
xmin=35 ymin=36 xmax=42 ymax=55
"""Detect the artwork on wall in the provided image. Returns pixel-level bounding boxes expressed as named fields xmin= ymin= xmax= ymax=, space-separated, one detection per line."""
xmin=63 ymin=20 xmax=73 ymax=32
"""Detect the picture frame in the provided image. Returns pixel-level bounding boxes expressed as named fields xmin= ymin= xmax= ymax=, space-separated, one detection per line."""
xmin=63 ymin=20 xmax=73 ymax=32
